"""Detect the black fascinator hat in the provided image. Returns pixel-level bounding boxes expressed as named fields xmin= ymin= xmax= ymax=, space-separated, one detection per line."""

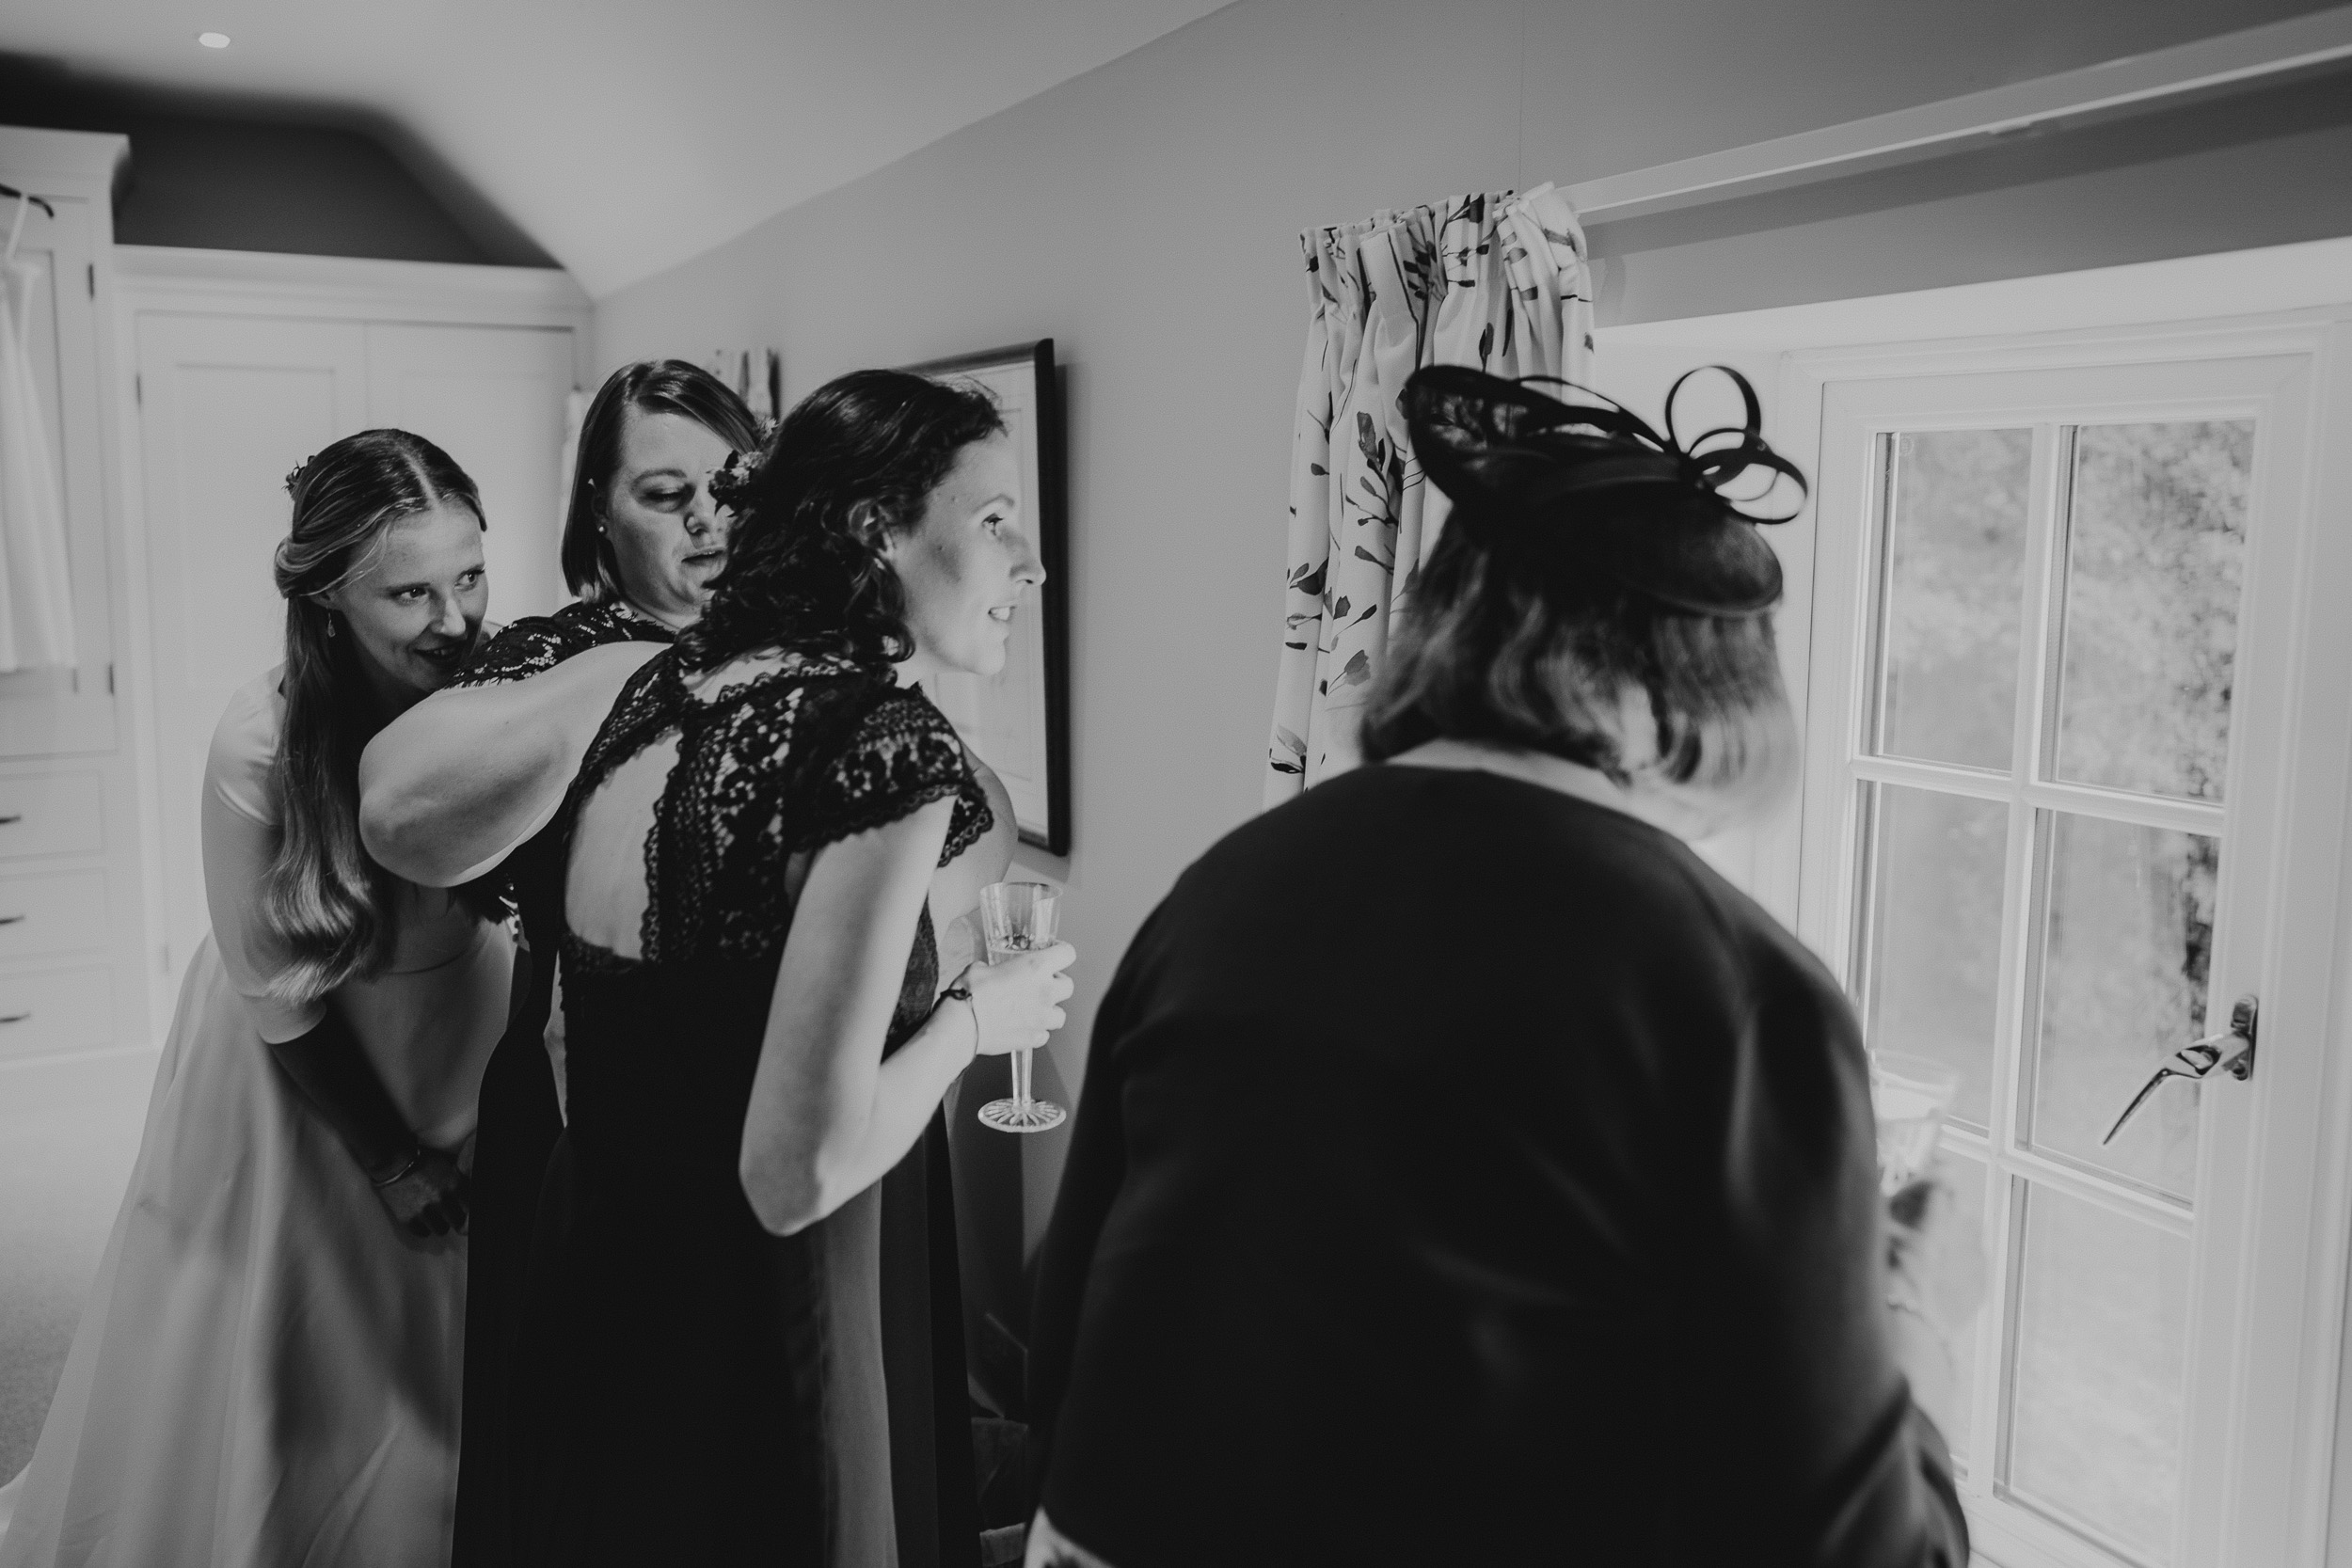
xmin=1403 ymin=364 xmax=1805 ymax=617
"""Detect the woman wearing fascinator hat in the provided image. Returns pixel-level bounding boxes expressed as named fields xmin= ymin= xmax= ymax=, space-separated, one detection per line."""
xmin=1023 ymin=368 xmax=1976 ymax=1567
xmin=1 ymin=432 xmax=515 ymax=1567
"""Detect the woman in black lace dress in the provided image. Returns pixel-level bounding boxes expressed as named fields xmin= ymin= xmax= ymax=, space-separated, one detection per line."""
xmin=516 ymin=370 xmax=1073 ymax=1566
xmin=358 ymin=359 xmax=761 ymax=1566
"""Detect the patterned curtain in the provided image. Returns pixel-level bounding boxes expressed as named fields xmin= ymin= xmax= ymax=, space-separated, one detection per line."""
xmin=1263 ymin=182 xmax=1592 ymax=803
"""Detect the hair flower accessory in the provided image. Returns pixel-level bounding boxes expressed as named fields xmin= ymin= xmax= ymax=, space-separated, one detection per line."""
xmin=707 ymin=443 xmax=768 ymax=514
xmin=283 ymin=454 xmax=317 ymax=497
xmin=1402 ymin=364 xmax=1808 ymax=617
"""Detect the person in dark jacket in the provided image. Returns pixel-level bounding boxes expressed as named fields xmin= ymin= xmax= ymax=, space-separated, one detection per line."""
xmin=1025 ymin=365 xmax=1975 ymax=1567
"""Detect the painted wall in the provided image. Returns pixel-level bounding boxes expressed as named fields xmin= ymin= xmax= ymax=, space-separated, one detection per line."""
xmin=593 ymin=0 xmax=2352 ymax=1272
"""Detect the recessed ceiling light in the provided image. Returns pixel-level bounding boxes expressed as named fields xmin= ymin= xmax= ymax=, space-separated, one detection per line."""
xmin=197 ymin=32 xmax=230 ymax=49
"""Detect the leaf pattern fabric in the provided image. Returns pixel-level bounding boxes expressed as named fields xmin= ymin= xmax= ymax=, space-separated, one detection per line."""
xmin=1264 ymin=183 xmax=1591 ymax=802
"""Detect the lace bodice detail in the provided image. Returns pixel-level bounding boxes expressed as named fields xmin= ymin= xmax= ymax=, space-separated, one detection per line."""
xmin=449 ymin=600 xmax=675 ymax=689
xmin=563 ymin=650 xmax=993 ymax=971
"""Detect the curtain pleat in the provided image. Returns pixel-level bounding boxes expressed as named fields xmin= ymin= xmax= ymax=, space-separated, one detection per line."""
xmin=1265 ymin=184 xmax=1589 ymax=803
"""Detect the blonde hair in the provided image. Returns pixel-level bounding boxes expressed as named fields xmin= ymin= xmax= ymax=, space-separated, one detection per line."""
xmin=261 ymin=430 xmax=485 ymax=1004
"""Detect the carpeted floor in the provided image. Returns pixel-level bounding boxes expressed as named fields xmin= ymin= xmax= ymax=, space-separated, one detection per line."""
xmin=0 ymin=1047 xmax=155 ymax=1483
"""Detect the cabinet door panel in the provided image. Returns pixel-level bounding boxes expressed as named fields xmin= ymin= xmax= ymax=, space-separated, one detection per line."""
xmin=0 ymin=867 xmax=109 ymax=959
xmin=366 ymin=325 xmax=576 ymax=624
xmin=0 ymin=962 xmax=113 ymax=1064
xmin=136 ymin=314 xmax=368 ymax=990
xmin=0 ymin=768 xmax=105 ymax=862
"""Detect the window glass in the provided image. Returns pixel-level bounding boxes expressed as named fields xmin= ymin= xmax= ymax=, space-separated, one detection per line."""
xmin=2055 ymin=422 xmax=2250 ymax=802
xmin=1873 ymin=429 xmax=2032 ymax=771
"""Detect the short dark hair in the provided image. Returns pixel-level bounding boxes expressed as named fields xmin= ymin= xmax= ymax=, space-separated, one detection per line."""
xmin=1357 ymin=529 xmax=1788 ymax=790
xmin=562 ymin=359 xmax=763 ymax=604
xmin=685 ymin=369 xmax=1005 ymax=672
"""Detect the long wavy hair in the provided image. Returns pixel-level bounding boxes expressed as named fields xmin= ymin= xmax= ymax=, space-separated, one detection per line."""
xmin=562 ymin=359 xmax=763 ymax=605
xmin=685 ymin=369 xmax=1004 ymax=673
xmin=260 ymin=430 xmax=487 ymax=1005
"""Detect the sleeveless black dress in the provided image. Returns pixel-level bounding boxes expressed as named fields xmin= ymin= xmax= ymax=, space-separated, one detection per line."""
xmin=444 ymin=601 xmax=675 ymax=1568
xmin=519 ymin=650 xmax=992 ymax=1567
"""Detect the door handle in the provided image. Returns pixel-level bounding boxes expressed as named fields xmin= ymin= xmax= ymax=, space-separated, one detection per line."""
xmin=2102 ymin=994 xmax=2257 ymax=1147
xmin=0 ymin=1012 xmax=26 ymax=1024
xmin=0 ymin=913 xmax=23 ymax=926
xmin=0 ymin=814 xmax=20 ymax=825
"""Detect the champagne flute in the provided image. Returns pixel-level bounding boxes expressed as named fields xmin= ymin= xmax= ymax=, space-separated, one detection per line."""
xmin=976 ymin=880 xmax=1067 ymax=1133
xmin=1869 ymin=1050 xmax=1960 ymax=1199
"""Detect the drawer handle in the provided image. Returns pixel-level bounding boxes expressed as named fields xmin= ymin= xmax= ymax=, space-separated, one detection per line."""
xmin=0 ymin=1012 xmax=26 ymax=1024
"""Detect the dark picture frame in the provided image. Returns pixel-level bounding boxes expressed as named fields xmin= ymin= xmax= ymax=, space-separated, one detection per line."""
xmin=902 ymin=339 xmax=1071 ymax=854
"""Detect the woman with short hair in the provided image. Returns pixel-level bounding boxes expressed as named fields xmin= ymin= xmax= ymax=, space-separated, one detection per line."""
xmin=357 ymin=358 xmax=762 ymax=1568
xmin=1 ymin=431 xmax=514 ymax=1568
xmin=1025 ymin=367 xmax=1974 ymax=1567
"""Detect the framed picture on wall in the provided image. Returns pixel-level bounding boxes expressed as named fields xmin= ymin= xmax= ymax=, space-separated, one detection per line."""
xmin=904 ymin=339 xmax=1071 ymax=854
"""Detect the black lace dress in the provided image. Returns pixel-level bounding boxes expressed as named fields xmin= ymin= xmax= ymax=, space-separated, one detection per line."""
xmin=518 ymin=650 xmax=992 ymax=1568
xmin=443 ymin=601 xmax=675 ymax=1568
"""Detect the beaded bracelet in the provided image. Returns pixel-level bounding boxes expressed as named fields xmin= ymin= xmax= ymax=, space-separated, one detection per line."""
xmin=940 ymin=981 xmax=978 ymax=1041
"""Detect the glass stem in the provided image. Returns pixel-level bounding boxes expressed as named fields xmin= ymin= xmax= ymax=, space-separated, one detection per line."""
xmin=1011 ymin=1047 xmax=1032 ymax=1110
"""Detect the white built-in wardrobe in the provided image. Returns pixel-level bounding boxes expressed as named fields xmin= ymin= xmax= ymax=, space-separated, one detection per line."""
xmin=0 ymin=119 xmax=590 ymax=1481
xmin=123 ymin=247 xmax=586 ymax=1002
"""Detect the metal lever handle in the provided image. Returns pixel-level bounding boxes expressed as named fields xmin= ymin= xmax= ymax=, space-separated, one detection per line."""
xmin=2102 ymin=994 xmax=2257 ymax=1147
xmin=0 ymin=814 xmax=20 ymax=825
xmin=0 ymin=1012 xmax=26 ymax=1024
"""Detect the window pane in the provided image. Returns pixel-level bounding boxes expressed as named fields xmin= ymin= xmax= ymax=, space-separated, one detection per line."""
xmin=1936 ymin=1151 xmax=1988 ymax=1465
xmin=2055 ymin=421 xmax=2250 ymax=801
xmin=2026 ymin=814 xmax=2216 ymax=1200
xmin=1861 ymin=784 xmax=2007 ymax=1127
xmin=2009 ymin=1184 xmax=2191 ymax=1561
xmin=1874 ymin=429 xmax=2031 ymax=771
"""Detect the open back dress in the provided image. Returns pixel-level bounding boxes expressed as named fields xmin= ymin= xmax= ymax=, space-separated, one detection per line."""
xmin=439 ymin=600 xmax=675 ymax=1568
xmin=517 ymin=649 xmax=990 ymax=1567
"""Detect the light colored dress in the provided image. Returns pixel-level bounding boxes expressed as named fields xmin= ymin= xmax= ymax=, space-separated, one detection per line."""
xmin=0 ymin=239 xmax=78 ymax=673
xmin=0 ymin=668 xmax=513 ymax=1568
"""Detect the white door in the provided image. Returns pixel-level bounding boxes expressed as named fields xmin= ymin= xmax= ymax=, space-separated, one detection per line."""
xmin=136 ymin=314 xmax=369 ymax=988
xmin=1794 ymin=325 xmax=2352 ymax=1567
xmin=364 ymin=324 xmax=574 ymax=623
xmin=135 ymin=313 xmax=577 ymax=993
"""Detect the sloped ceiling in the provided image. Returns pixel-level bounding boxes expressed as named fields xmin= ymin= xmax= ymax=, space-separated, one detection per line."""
xmin=0 ymin=0 xmax=1234 ymax=295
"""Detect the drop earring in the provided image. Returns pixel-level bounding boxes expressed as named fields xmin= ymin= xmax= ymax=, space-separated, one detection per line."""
xmin=326 ymin=614 xmax=338 ymax=639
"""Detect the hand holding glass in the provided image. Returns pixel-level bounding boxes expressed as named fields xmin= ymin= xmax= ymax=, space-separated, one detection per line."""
xmin=1870 ymin=1050 xmax=1961 ymax=1200
xmin=977 ymin=881 xmax=1067 ymax=1133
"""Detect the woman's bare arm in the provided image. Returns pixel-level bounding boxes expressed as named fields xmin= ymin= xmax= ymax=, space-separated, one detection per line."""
xmin=358 ymin=641 xmax=664 ymax=885
xmin=741 ymin=798 xmax=970 ymax=1234
xmin=931 ymin=751 xmax=1019 ymax=974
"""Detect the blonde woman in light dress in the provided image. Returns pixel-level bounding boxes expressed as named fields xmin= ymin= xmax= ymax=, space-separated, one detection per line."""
xmin=0 ymin=431 xmax=516 ymax=1568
